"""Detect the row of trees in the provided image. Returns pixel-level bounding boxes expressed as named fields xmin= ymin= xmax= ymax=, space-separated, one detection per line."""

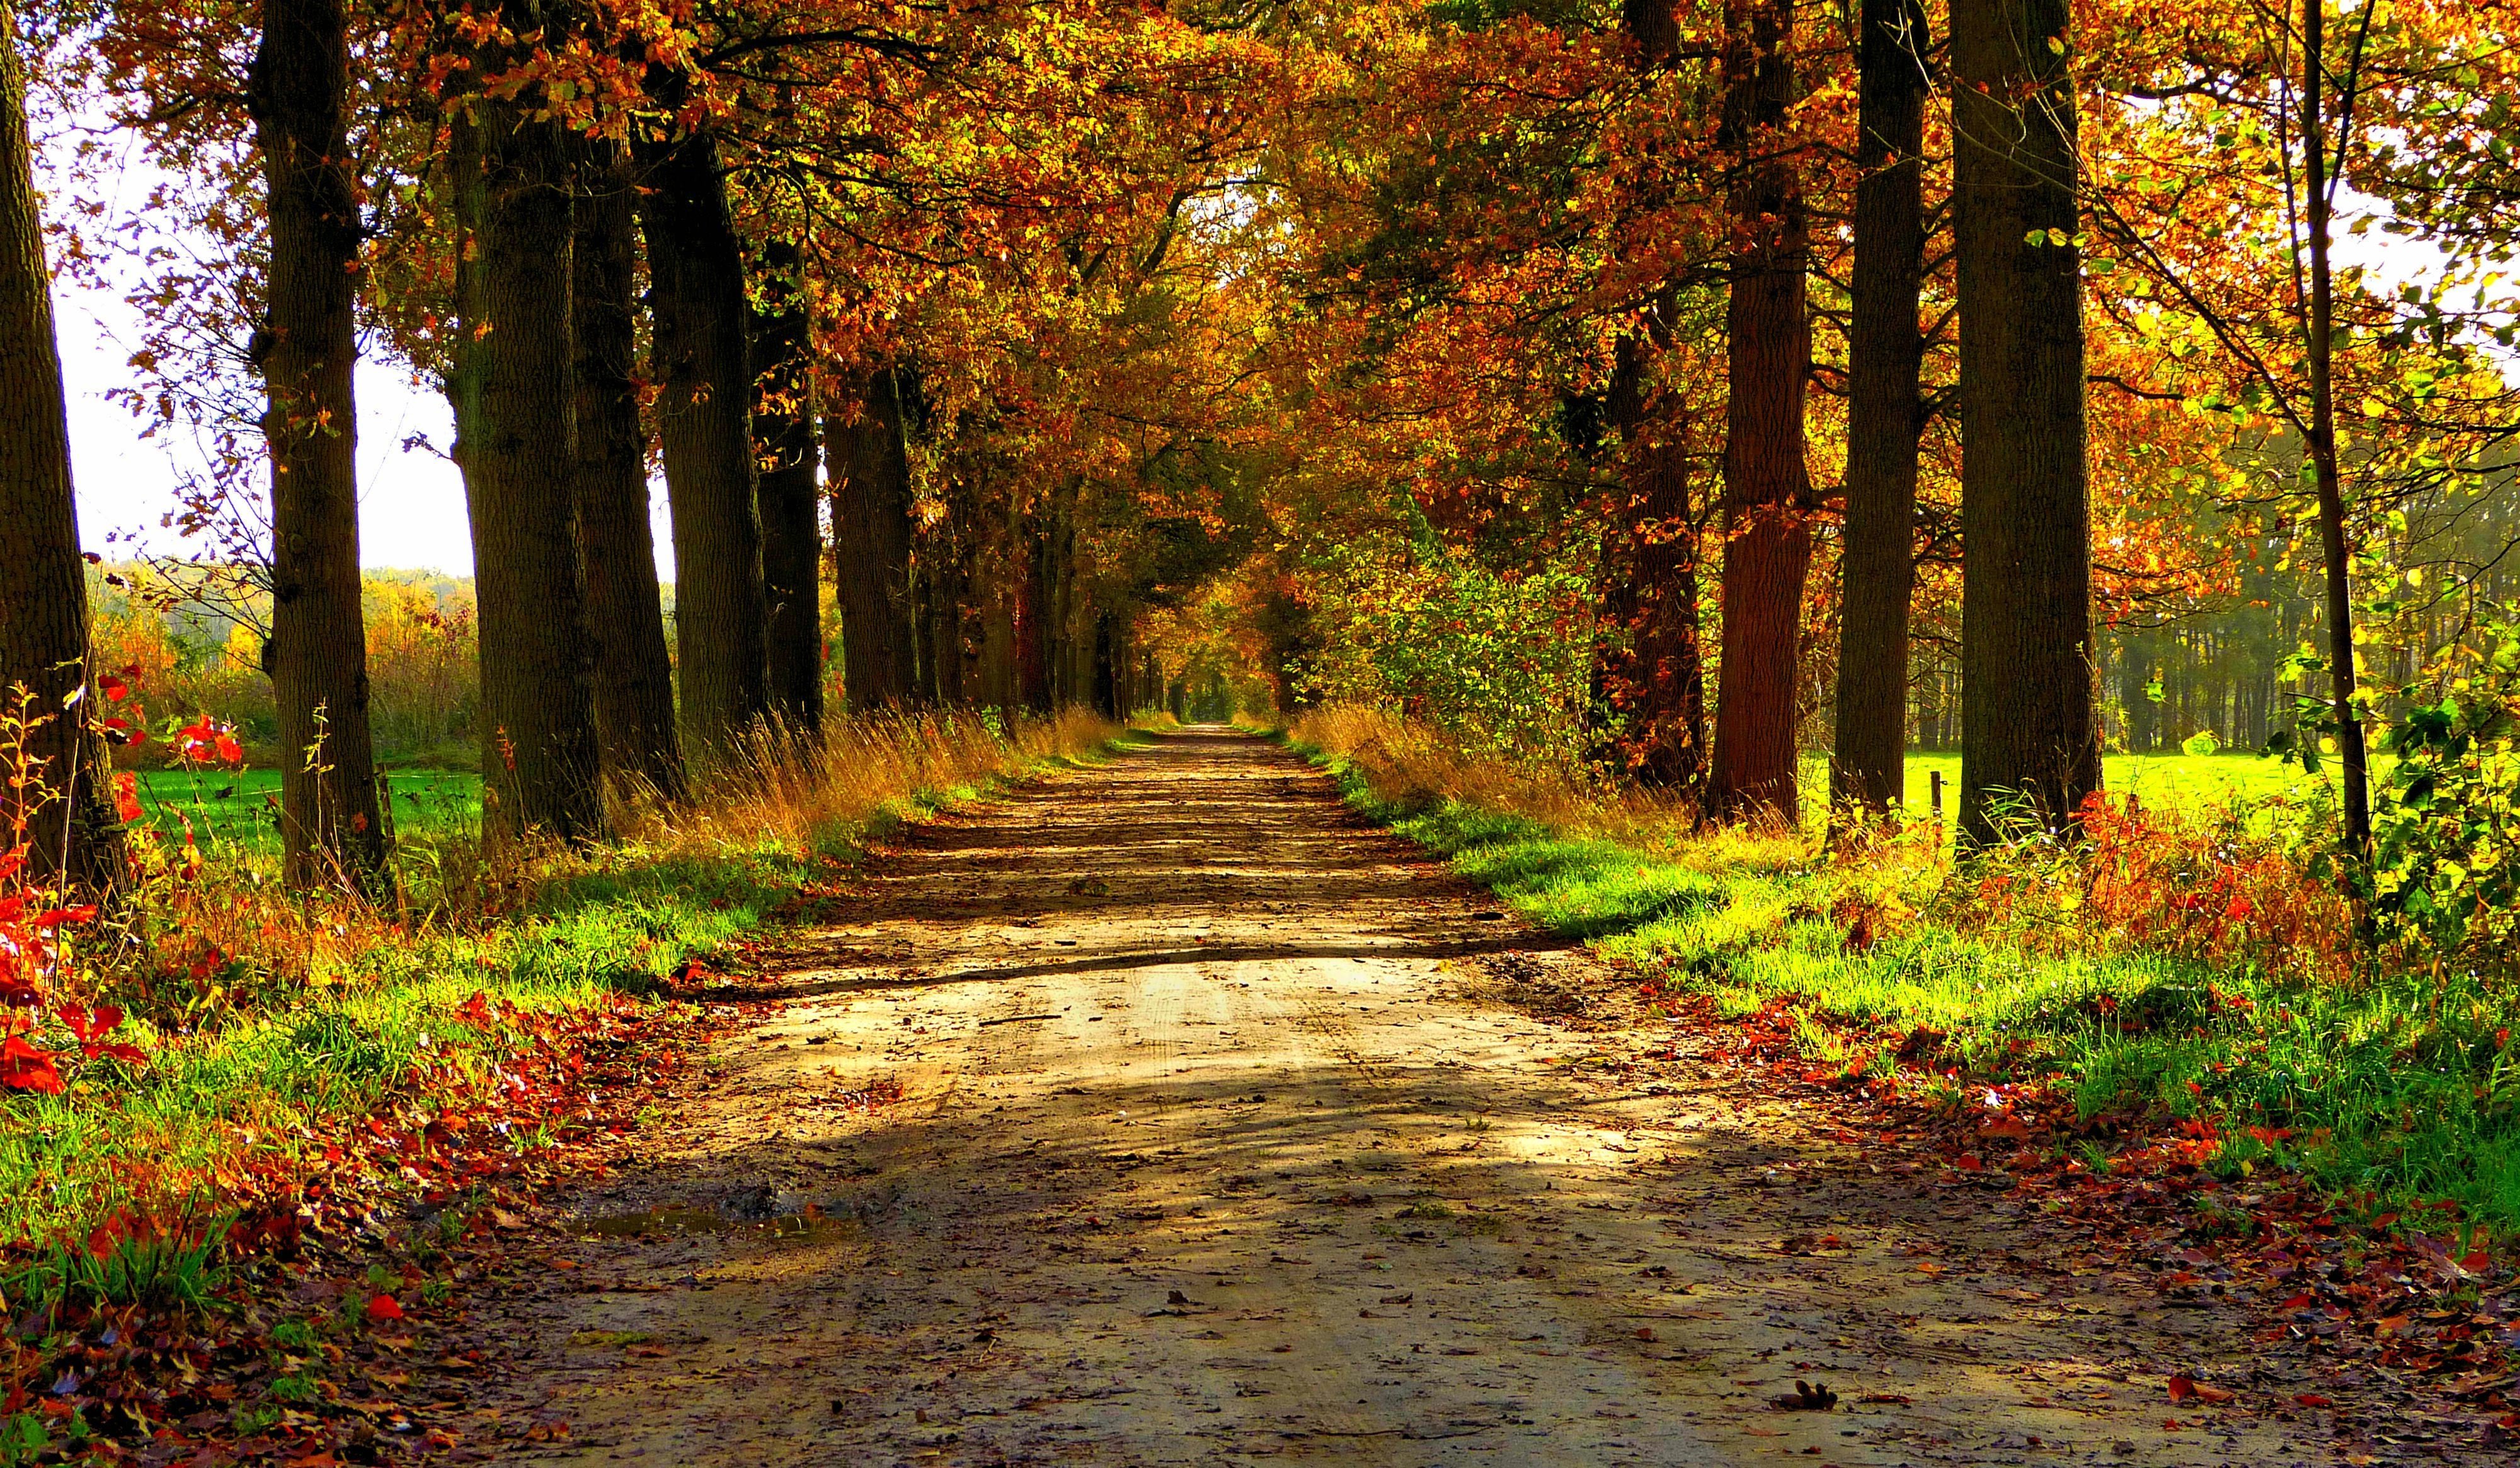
xmin=5 ymin=0 xmax=1277 ymax=892
xmin=1243 ymin=0 xmax=2513 ymax=846
xmin=3 ymin=0 xmax=2513 ymax=895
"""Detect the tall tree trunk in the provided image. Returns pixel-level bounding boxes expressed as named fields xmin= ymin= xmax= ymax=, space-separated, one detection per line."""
xmin=1829 ymin=0 xmax=1929 ymax=816
xmin=750 ymin=241 xmax=823 ymax=737
xmin=449 ymin=93 xmax=605 ymax=842
xmin=1593 ymin=0 xmax=1708 ymax=800
xmin=2301 ymin=0 xmax=2371 ymax=851
xmin=1593 ymin=333 xmax=1707 ymax=792
xmin=570 ymin=139 xmax=683 ymax=801
xmin=0 ymin=11 xmax=118 ymax=886
xmin=922 ymin=510 xmax=965 ymax=704
xmin=1708 ymin=0 xmax=1814 ymax=823
xmin=638 ymin=129 xmax=767 ymax=764
xmin=826 ymin=369 xmax=918 ymax=713
xmin=1952 ymin=0 xmax=2099 ymax=841
xmin=249 ymin=0 xmax=389 ymax=891
xmin=1017 ymin=513 xmax=1050 ymax=711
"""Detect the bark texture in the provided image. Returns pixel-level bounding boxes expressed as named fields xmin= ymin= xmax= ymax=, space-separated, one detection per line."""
xmin=1593 ymin=334 xmax=1707 ymax=793
xmin=639 ymin=129 xmax=768 ymax=762
xmin=1951 ymin=0 xmax=2099 ymax=841
xmin=571 ymin=140 xmax=684 ymax=802
xmin=249 ymin=0 xmax=389 ymax=889
xmin=0 ymin=12 xmax=118 ymax=885
xmin=827 ymin=369 xmax=919 ymax=711
xmin=1707 ymin=0 xmax=1814 ymax=824
xmin=750 ymin=242 xmax=823 ymax=735
xmin=1829 ymin=0 xmax=1930 ymax=815
xmin=449 ymin=92 xmax=606 ymax=843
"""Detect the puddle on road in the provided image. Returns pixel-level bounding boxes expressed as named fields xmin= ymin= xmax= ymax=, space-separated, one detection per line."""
xmin=581 ymin=1205 xmax=860 ymax=1243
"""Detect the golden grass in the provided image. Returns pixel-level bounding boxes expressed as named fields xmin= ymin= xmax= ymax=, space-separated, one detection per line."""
xmin=624 ymin=706 xmax=1121 ymax=863
xmin=1270 ymin=704 xmax=1816 ymax=871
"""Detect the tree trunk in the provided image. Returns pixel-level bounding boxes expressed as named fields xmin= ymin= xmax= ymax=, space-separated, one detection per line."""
xmin=570 ymin=139 xmax=684 ymax=803
xmin=0 ymin=11 xmax=118 ymax=887
xmin=1017 ymin=513 xmax=1051 ymax=711
xmin=449 ymin=95 xmax=605 ymax=843
xmin=1708 ymin=0 xmax=1814 ymax=824
xmin=922 ymin=512 xmax=966 ymax=704
xmin=638 ymin=129 xmax=767 ymax=764
xmin=1952 ymin=0 xmax=2099 ymax=842
xmin=568 ymin=140 xmax=682 ymax=802
xmin=751 ymin=241 xmax=823 ymax=737
xmin=827 ymin=368 xmax=919 ymax=713
xmin=1593 ymin=333 xmax=1707 ymax=793
xmin=2301 ymin=0 xmax=2371 ymax=851
xmin=249 ymin=0 xmax=389 ymax=891
xmin=1829 ymin=0 xmax=1928 ymax=815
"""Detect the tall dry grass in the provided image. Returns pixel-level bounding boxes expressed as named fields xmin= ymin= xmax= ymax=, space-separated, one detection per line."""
xmin=624 ymin=706 xmax=1120 ymax=861
xmin=1276 ymin=703 xmax=1814 ymax=866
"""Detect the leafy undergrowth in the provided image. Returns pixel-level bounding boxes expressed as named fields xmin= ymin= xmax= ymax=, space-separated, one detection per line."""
xmin=1272 ymin=706 xmax=2520 ymax=1442
xmin=0 ymin=707 xmax=1134 ymax=1463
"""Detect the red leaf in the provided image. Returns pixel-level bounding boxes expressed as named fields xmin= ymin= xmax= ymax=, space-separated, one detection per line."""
xmin=366 ymin=1293 xmax=405 ymax=1322
xmin=32 ymin=905 xmax=97 ymax=930
xmin=0 ymin=1036 xmax=63 ymax=1094
xmin=57 ymin=1005 xmax=123 ymax=1044
xmin=214 ymin=732 xmax=244 ymax=765
xmin=2167 ymin=1375 xmax=2233 ymax=1404
xmin=98 ymin=674 xmax=129 ymax=702
xmin=2294 ymin=1393 xmax=2333 ymax=1408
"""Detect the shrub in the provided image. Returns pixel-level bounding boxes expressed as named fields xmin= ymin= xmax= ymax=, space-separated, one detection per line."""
xmin=2373 ymin=622 xmax=2520 ymax=973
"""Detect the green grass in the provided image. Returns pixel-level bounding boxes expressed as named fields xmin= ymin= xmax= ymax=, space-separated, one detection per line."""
xmin=0 ymin=839 xmax=796 ymax=1250
xmin=129 ymin=767 xmax=481 ymax=851
xmin=4 ymin=724 xmax=1155 ymax=1254
xmin=1307 ymin=735 xmax=2520 ymax=1235
xmin=1802 ymin=750 xmax=2368 ymax=822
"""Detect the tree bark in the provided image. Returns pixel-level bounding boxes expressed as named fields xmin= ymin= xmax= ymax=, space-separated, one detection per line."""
xmin=1829 ymin=0 xmax=1930 ymax=816
xmin=921 ymin=508 xmax=966 ymax=704
xmin=827 ymin=369 xmax=919 ymax=713
xmin=1016 ymin=512 xmax=1050 ymax=711
xmin=249 ymin=0 xmax=389 ymax=891
xmin=449 ymin=91 xmax=606 ymax=843
xmin=0 ymin=10 xmax=118 ymax=886
xmin=570 ymin=139 xmax=683 ymax=802
xmin=1593 ymin=333 xmax=1707 ymax=793
xmin=2301 ymin=0 xmax=2371 ymax=851
xmin=750 ymin=240 xmax=823 ymax=737
xmin=1952 ymin=0 xmax=2100 ymax=841
xmin=1708 ymin=0 xmax=1814 ymax=824
xmin=638 ymin=129 xmax=768 ymax=763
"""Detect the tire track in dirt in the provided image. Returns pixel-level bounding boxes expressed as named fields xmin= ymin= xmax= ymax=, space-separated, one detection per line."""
xmin=463 ymin=728 xmax=2335 ymax=1467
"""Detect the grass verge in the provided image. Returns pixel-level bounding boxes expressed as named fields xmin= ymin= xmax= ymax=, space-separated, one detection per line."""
xmin=1271 ymin=706 xmax=2520 ymax=1240
xmin=3 ymin=708 xmax=1138 ymax=1264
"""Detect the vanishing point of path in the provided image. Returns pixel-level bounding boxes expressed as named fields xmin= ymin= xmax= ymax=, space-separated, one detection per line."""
xmin=478 ymin=728 xmax=2335 ymax=1466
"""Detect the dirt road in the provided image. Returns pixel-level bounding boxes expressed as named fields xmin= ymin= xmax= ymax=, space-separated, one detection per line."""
xmin=478 ymin=728 xmax=2331 ymax=1465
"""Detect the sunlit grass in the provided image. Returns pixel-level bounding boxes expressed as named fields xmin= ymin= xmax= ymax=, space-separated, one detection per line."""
xmin=1871 ymin=750 xmax=2375 ymax=821
xmin=1284 ymin=705 xmax=2520 ymax=1232
xmin=125 ymin=767 xmax=481 ymax=851
xmin=1 ymin=709 xmax=1132 ymax=1254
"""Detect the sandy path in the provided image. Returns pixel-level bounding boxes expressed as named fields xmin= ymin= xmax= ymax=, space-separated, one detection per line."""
xmin=478 ymin=728 xmax=2332 ymax=1466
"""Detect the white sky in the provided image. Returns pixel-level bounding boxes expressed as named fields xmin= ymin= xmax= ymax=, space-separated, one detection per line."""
xmin=42 ymin=115 xmax=677 ymax=582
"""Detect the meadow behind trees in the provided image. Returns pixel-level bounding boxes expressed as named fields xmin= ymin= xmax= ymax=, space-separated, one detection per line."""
xmin=0 ymin=0 xmax=2515 ymax=1456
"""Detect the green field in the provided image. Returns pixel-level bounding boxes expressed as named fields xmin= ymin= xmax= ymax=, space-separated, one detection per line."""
xmin=1802 ymin=750 xmax=2366 ymax=821
xmin=129 ymin=767 xmax=481 ymax=850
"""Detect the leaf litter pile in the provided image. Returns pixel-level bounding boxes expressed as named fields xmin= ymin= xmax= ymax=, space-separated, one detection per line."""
xmin=1 ymin=993 xmax=725 ymax=1465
